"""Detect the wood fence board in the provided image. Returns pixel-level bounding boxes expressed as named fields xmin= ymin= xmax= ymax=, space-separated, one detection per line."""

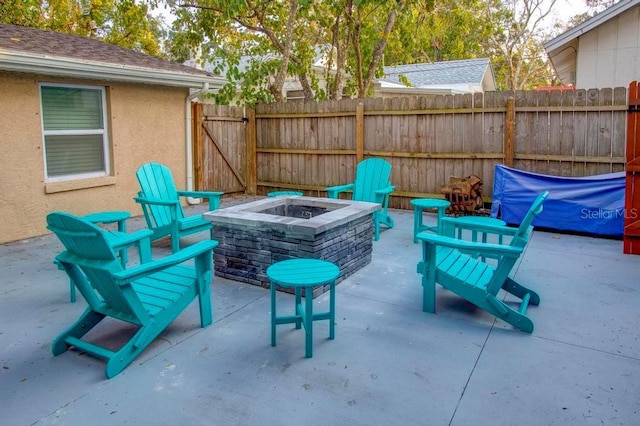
xmin=585 ymin=89 xmax=600 ymax=176
xmin=573 ymin=90 xmax=588 ymax=175
xmin=548 ymin=90 xmax=562 ymax=176
xmin=559 ymin=89 xmax=576 ymax=176
xmin=198 ymin=87 xmax=627 ymax=208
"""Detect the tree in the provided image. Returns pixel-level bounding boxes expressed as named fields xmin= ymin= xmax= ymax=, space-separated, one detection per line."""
xmin=166 ymin=0 xmax=408 ymax=104
xmin=163 ymin=0 xmax=575 ymax=101
xmin=481 ymin=0 xmax=557 ymax=90
xmin=384 ymin=0 xmax=497 ymax=65
xmin=0 ymin=0 xmax=165 ymax=57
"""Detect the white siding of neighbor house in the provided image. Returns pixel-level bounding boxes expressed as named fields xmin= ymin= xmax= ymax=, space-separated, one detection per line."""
xmin=577 ymin=6 xmax=640 ymax=89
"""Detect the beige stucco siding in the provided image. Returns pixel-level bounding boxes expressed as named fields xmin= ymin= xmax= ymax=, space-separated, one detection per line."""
xmin=0 ymin=71 xmax=189 ymax=243
xmin=576 ymin=6 xmax=640 ymax=89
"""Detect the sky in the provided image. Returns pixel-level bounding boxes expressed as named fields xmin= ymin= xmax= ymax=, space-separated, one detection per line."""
xmin=547 ymin=0 xmax=592 ymax=23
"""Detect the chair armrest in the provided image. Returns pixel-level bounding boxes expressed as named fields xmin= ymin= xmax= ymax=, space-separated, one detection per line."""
xmin=105 ymin=229 xmax=153 ymax=263
xmin=134 ymin=196 xmax=180 ymax=207
xmin=106 ymin=229 xmax=153 ymax=250
xmin=417 ymin=232 xmax=523 ymax=258
xmin=441 ymin=217 xmax=518 ymax=238
xmin=326 ymin=183 xmax=354 ymax=199
xmin=113 ymin=240 xmax=219 ymax=284
xmin=177 ymin=190 xmax=224 ymax=210
xmin=374 ymin=185 xmax=395 ymax=196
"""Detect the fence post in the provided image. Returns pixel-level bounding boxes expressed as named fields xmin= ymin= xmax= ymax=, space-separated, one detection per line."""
xmin=246 ymin=107 xmax=257 ymax=195
xmin=504 ymin=97 xmax=515 ymax=167
xmin=624 ymin=81 xmax=640 ymax=254
xmin=356 ymin=102 xmax=364 ymax=163
xmin=192 ymin=102 xmax=204 ymax=190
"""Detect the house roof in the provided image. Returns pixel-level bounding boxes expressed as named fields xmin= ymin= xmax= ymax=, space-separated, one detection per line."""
xmin=0 ymin=24 xmax=227 ymax=89
xmin=379 ymin=58 xmax=495 ymax=93
xmin=544 ymin=0 xmax=640 ymax=85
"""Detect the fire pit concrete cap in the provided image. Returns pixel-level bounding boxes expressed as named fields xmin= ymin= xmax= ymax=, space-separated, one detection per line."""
xmin=204 ymin=196 xmax=380 ymax=235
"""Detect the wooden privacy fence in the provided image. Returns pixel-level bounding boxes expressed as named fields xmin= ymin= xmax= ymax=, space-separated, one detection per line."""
xmin=194 ymin=88 xmax=627 ymax=210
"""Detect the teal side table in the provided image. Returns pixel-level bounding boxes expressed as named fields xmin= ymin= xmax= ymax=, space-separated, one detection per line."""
xmin=447 ymin=216 xmax=507 ymax=243
xmin=267 ymin=258 xmax=340 ymax=358
xmin=268 ymin=191 xmax=303 ymax=197
xmin=69 ymin=211 xmax=130 ymax=303
xmin=445 ymin=216 xmax=508 ymax=261
xmin=410 ymin=198 xmax=451 ymax=243
xmin=83 ymin=211 xmax=131 ymax=266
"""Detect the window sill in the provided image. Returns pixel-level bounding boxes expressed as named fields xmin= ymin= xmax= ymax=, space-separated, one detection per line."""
xmin=45 ymin=176 xmax=117 ymax=194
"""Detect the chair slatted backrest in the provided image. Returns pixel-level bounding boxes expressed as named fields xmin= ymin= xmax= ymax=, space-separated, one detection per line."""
xmin=47 ymin=212 xmax=149 ymax=324
xmin=509 ymin=191 xmax=549 ymax=248
xmin=352 ymin=158 xmax=392 ymax=203
xmin=486 ymin=191 xmax=549 ymax=295
xmin=136 ymin=163 xmax=185 ymax=228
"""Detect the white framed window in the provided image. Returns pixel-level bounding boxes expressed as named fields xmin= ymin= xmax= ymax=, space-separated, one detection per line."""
xmin=40 ymin=83 xmax=110 ymax=181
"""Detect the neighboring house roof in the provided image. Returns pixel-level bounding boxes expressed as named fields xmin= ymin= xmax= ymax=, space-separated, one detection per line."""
xmin=544 ymin=0 xmax=640 ymax=86
xmin=194 ymin=45 xmax=334 ymax=77
xmin=0 ymin=23 xmax=227 ymax=88
xmin=378 ymin=58 xmax=496 ymax=94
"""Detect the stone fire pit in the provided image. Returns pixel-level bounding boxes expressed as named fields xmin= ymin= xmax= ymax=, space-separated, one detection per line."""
xmin=204 ymin=196 xmax=380 ymax=297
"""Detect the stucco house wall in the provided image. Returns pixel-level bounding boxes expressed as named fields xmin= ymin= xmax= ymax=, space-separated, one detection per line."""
xmin=0 ymin=72 xmax=189 ymax=243
xmin=0 ymin=23 xmax=226 ymax=244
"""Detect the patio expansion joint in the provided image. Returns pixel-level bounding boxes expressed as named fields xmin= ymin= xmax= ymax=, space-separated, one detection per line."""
xmin=533 ymin=335 xmax=640 ymax=362
xmin=39 ymin=390 xmax=92 ymax=424
xmin=213 ymin=291 xmax=270 ymax=324
xmin=449 ymin=321 xmax=496 ymax=425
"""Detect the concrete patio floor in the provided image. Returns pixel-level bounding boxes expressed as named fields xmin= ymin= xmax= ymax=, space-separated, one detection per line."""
xmin=1 ymin=199 xmax=639 ymax=425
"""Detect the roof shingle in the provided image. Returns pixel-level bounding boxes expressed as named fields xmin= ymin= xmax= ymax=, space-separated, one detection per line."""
xmin=0 ymin=23 xmax=213 ymax=77
xmin=381 ymin=58 xmax=491 ymax=87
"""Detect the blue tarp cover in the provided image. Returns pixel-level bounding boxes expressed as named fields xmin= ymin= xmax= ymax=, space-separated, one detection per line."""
xmin=491 ymin=164 xmax=625 ymax=237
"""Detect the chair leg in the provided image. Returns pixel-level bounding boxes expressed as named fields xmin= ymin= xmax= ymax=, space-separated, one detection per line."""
xmin=502 ymin=277 xmax=540 ymax=306
xmin=194 ymin=251 xmax=213 ymax=327
xmin=171 ymin=231 xmax=181 ymax=253
xmin=105 ymin=326 xmax=162 ymax=378
xmin=197 ymin=280 xmax=213 ymax=328
xmin=381 ymin=213 xmax=395 ymax=229
xmin=52 ymin=309 xmax=105 ymax=355
xmin=421 ymin=272 xmax=436 ymax=313
xmin=373 ymin=213 xmax=380 ymax=241
xmin=69 ymin=280 xmax=76 ymax=303
xmin=484 ymin=294 xmax=535 ymax=333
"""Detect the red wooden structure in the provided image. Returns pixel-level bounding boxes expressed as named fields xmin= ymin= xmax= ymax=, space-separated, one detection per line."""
xmin=624 ymin=81 xmax=640 ymax=254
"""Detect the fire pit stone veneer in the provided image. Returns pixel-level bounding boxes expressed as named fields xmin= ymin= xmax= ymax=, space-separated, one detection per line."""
xmin=203 ymin=196 xmax=380 ymax=297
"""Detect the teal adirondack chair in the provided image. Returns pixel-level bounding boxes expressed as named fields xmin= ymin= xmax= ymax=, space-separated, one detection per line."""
xmin=47 ymin=212 xmax=218 ymax=378
xmin=326 ymin=158 xmax=395 ymax=241
xmin=135 ymin=162 xmax=223 ymax=252
xmin=416 ymin=191 xmax=549 ymax=333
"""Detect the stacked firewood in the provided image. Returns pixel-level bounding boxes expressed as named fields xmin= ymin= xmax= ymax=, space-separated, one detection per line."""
xmin=440 ymin=175 xmax=484 ymax=215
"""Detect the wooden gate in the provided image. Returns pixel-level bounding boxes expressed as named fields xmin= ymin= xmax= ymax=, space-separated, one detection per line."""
xmin=193 ymin=103 xmax=247 ymax=194
xmin=624 ymin=81 xmax=640 ymax=254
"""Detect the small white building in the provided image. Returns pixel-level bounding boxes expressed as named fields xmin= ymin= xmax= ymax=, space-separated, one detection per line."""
xmin=544 ymin=0 xmax=640 ymax=89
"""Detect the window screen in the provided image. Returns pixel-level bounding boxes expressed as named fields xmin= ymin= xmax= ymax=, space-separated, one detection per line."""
xmin=40 ymin=84 xmax=109 ymax=180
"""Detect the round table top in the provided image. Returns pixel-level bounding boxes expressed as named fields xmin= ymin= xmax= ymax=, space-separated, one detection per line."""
xmin=83 ymin=210 xmax=131 ymax=224
xmin=449 ymin=216 xmax=506 ymax=226
xmin=410 ymin=198 xmax=451 ymax=209
xmin=266 ymin=259 xmax=340 ymax=287
xmin=268 ymin=191 xmax=303 ymax=197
